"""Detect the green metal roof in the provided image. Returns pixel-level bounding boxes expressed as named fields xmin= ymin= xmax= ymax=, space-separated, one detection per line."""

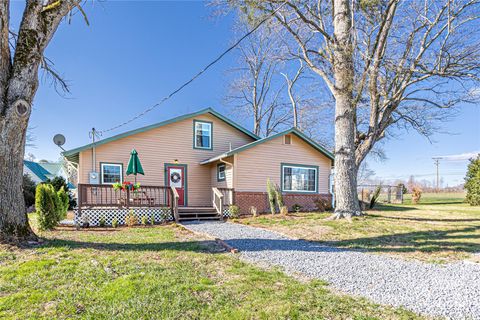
xmin=62 ymin=108 xmax=260 ymax=163
xmin=200 ymin=127 xmax=334 ymax=165
xmin=24 ymin=160 xmax=62 ymax=181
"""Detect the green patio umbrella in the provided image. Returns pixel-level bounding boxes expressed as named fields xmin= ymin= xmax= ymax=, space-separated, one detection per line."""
xmin=126 ymin=148 xmax=145 ymax=183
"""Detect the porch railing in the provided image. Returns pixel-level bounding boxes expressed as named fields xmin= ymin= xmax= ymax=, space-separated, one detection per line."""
xmin=170 ymin=186 xmax=179 ymax=222
xmin=77 ymin=183 xmax=178 ymax=210
xmin=212 ymin=187 xmax=234 ymax=215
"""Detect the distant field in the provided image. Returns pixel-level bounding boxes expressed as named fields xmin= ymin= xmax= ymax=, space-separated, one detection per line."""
xmin=235 ymin=192 xmax=480 ymax=263
xmin=402 ymin=192 xmax=466 ymax=205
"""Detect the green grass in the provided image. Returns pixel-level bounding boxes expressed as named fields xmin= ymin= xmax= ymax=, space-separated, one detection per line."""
xmin=0 ymin=221 xmax=421 ymax=319
xmin=236 ymin=193 xmax=480 ymax=263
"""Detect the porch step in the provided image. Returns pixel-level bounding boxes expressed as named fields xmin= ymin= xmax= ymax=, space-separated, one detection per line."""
xmin=179 ymin=207 xmax=217 ymax=213
xmin=178 ymin=207 xmax=221 ymax=221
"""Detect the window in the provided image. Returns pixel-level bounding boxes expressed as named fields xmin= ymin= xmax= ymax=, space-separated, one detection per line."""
xmin=217 ymin=163 xmax=226 ymax=182
xmin=284 ymin=134 xmax=292 ymax=145
xmin=282 ymin=164 xmax=317 ymax=193
xmin=194 ymin=120 xmax=212 ymax=149
xmin=101 ymin=163 xmax=123 ymax=184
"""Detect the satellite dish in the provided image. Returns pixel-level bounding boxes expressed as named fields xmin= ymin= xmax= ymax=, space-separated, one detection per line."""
xmin=53 ymin=134 xmax=66 ymax=147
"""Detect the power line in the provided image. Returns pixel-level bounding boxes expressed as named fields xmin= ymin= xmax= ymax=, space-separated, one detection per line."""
xmin=98 ymin=2 xmax=287 ymax=134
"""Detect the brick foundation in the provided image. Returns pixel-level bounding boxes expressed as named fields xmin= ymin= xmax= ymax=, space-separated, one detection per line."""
xmin=234 ymin=191 xmax=332 ymax=215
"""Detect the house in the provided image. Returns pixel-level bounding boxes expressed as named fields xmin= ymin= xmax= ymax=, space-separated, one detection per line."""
xmin=63 ymin=108 xmax=334 ymax=223
xmin=23 ymin=160 xmax=72 ymax=187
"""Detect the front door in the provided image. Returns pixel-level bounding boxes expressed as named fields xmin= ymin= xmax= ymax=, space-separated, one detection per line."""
xmin=166 ymin=165 xmax=186 ymax=206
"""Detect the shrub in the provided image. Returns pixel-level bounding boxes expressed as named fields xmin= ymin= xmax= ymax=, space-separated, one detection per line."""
xmin=280 ymin=206 xmax=288 ymax=216
xmin=249 ymin=206 xmax=258 ymax=217
xmin=23 ymin=174 xmax=36 ymax=208
xmin=125 ymin=209 xmax=137 ymax=227
xmin=57 ymin=187 xmax=69 ymax=220
xmin=44 ymin=176 xmax=76 ymax=209
xmin=274 ymin=184 xmax=284 ymax=209
xmin=47 ymin=184 xmax=64 ymax=222
xmin=291 ymin=204 xmax=302 ymax=213
xmin=314 ymin=198 xmax=333 ymax=212
xmin=412 ymin=187 xmax=422 ymax=204
xmin=141 ymin=215 xmax=148 ymax=225
xmin=369 ymin=186 xmax=382 ymax=209
xmin=266 ymin=179 xmax=276 ymax=215
xmin=35 ymin=184 xmax=57 ymax=230
xmin=98 ymin=216 xmax=106 ymax=227
xmin=229 ymin=205 xmax=240 ymax=218
xmin=111 ymin=218 xmax=119 ymax=228
xmin=465 ymin=155 xmax=480 ymax=206
xmin=150 ymin=215 xmax=155 ymax=225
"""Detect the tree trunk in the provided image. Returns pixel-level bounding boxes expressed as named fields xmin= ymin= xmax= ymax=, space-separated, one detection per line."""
xmin=0 ymin=0 xmax=73 ymax=242
xmin=0 ymin=104 xmax=36 ymax=242
xmin=331 ymin=0 xmax=361 ymax=219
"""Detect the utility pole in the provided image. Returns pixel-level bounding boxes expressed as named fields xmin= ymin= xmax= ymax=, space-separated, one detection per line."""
xmin=432 ymin=157 xmax=441 ymax=192
xmin=89 ymin=128 xmax=101 ymax=172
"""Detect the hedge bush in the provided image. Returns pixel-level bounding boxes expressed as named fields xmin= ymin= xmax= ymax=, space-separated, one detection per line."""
xmin=57 ymin=187 xmax=69 ymax=220
xmin=35 ymin=184 xmax=58 ymax=230
xmin=465 ymin=155 xmax=480 ymax=206
xmin=35 ymin=183 xmax=68 ymax=230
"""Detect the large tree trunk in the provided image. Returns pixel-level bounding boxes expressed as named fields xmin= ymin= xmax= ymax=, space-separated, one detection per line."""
xmin=331 ymin=0 xmax=361 ymax=219
xmin=0 ymin=108 xmax=36 ymax=241
xmin=0 ymin=0 xmax=72 ymax=242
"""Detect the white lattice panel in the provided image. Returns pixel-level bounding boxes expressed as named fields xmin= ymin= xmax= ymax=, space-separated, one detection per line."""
xmin=74 ymin=207 xmax=173 ymax=226
xmin=222 ymin=207 xmax=231 ymax=218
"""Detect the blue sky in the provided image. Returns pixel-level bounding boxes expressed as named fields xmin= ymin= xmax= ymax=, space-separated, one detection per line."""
xmin=13 ymin=1 xmax=479 ymax=186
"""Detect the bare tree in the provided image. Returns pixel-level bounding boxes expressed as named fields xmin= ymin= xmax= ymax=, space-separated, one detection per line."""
xmin=357 ymin=161 xmax=375 ymax=184
xmin=226 ymin=23 xmax=292 ymax=137
xmin=0 ymin=1 xmax=87 ymax=241
xmin=281 ymin=59 xmax=305 ymax=127
xmin=231 ymin=0 xmax=480 ymax=218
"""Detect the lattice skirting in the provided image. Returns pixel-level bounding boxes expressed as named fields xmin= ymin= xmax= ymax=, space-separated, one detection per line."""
xmin=222 ymin=207 xmax=231 ymax=218
xmin=74 ymin=207 xmax=173 ymax=227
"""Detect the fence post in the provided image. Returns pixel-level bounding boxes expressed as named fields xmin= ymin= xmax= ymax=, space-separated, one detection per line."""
xmin=77 ymin=184 xmax=83 ymax=217
xmin=387 ymin=187 xmax=391 ymax=203
xmin=126 ymin=188 xmax=130 ymax=209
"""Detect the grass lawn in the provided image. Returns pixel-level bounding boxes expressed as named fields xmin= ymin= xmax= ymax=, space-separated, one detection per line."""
xmin=0 ymin=219 xmax=421 ymax=319
xmin=235 ymin=193 xmax=480 ymax=263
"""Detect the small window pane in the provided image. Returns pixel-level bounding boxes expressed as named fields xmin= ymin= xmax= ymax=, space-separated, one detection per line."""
xmin=282 ymin=165 xmax=316 ymax=192
xmin=102 ymin=164 xmax=122 ymax=184
xmin=195 ymin=122 xmax=211 ymax=149
xmin=217 ymin=164 xmax=226 ymax=181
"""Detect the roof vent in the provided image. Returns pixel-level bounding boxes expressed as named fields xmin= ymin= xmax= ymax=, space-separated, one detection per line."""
xmin=284 ymin=134 xmax=292 ymax=145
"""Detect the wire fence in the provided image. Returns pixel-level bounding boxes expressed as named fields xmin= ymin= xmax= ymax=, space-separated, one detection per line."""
xmin=357 ymin=184 xmax=404 ymax=206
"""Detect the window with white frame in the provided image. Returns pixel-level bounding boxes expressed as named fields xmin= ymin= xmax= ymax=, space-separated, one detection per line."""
xmin=194 ymin=120 xmax=212 ymax=149
xmin=217 ymin=163 xmax=226 ymax=181
xmin=101 ymin=163 xmax=123 ymax=184
xmin=282 ymin=164 xmax=317 ymax=192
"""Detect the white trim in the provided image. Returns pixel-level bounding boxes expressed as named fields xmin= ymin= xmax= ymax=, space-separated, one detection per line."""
xmin=282 ymin=165 xmax=318 ymax=193
xmin=194 ymin=121 xmax=212 ymax=149
xmin=100 ymin=163 xmax=123 ymax=184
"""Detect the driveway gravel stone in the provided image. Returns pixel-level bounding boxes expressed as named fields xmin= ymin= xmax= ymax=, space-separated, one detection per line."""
xmin=182 ymin=221 xmax=480 ymax=320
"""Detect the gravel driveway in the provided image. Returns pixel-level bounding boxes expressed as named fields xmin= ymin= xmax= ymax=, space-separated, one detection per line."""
xmin=183 ymin=221 xmax=480 ymax=320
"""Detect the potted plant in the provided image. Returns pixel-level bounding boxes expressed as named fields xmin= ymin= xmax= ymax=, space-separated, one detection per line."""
xmin=113 ymin=181 xmax=141 ymax=206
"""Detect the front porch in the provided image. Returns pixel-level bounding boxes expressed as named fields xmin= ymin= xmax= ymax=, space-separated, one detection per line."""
xmin=76 ymin=184 xmax=235 ymax=226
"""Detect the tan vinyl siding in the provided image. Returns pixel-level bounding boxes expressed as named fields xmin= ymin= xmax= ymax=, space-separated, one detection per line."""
xmin=210 ymin=156 xmax=234 ymax=189
xmin=234 ymin=134 xmax=332 ymax=194
xmin=78 ymin=114 xmax=254 ymax=206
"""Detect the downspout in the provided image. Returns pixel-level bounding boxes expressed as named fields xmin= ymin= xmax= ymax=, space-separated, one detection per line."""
xmin=330 ymin=166 xmax=335 ymax=209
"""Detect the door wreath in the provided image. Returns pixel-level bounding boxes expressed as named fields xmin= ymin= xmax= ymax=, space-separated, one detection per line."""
xmin=170 ymin=172 xmax=181 ymax=183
